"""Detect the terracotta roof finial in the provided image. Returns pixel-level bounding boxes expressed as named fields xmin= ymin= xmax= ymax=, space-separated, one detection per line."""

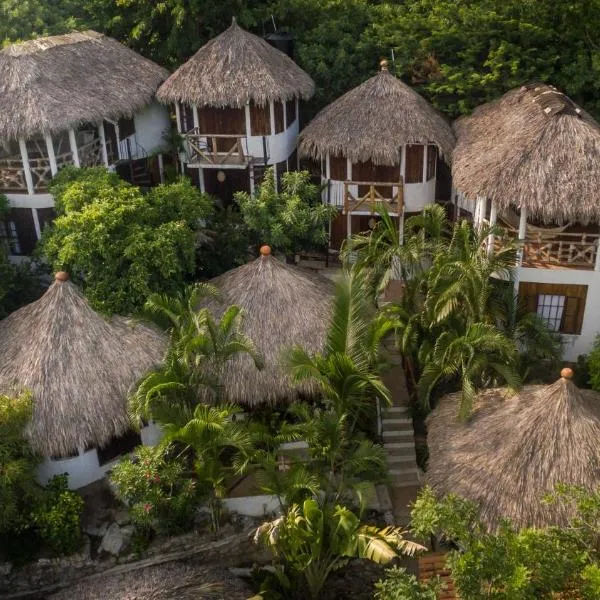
xmin=260 ymin=245 xmax=271 ymax=256
xmin=561 ymin=367 xmax=574 ymax=380
xmin=380 ymin=59 xmax=388 ymax=72
xmin=55 ymin=271 xmax=69 ymax=282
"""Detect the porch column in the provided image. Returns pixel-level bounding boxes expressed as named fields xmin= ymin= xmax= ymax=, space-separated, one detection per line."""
xmin=269 ymin=101 xmax=276 ymax=137
xmin=192 ymin=104 xmax=199 ymax=130
xmin=487 ymin=200 xmax=498 ymax=256
xmin=515 ymin=206 xmax=528 ymax=294
xmin=325 ymin=154 xmax=331 ymax=180
xmin=175 ymin=103 xmax=182 ymax=134
xmin=244 ymin=103 xmax=252 ymax=137
xmin=399 ymin=206 xmax=405 ymax=246
xmin=400 ymin=145 xmax=406 ymax=182
xmin=98 ymin=122 xmax=109 ymax=167
xmin=199 ymin=167 xmax=206 ymax=193
xmin=158 ymin=153 xmax=165 ymax=184
xmin=346 ymin=158 xmax=352 ymax=181
xmin=32 ymin=208 xmax=42 ymax=240
xmin=283 ymin=100 xmax=288 ymax=130
xmin=44 ymin=134 xmax=58 ymax=176
xmin=595 ymin=238 xmax=600 ymax=272
xmin=18 ymin=138 xmax=34 ymax=195
xmin=68 ymin=129 xmax=80 ymax=167
xmin=422 ymin=145 xmax=428 ymax=183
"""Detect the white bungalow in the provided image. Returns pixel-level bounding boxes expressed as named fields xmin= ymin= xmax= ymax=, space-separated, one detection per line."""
xmin=298 ymin=60 xmax=455 ymax=250
xmin=453 ymin=83 xmax=600 ymax=360
xmin=0 ymin=31 xmax=171 ymax=257
xmin=0 ymin=272 xmax=167 ymax=489
xmin=157 ymin=19 xmax=315 ymax=204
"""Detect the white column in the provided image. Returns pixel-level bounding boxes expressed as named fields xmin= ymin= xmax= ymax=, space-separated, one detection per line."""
xmin=44 ymin=134 xmax=58 ymax=176
xmin=249 ymin=165 xmax=255 ymax=195
xmin=68 ymin=129 xmax=80 ymax=167
xmin=347 ymin=210 xmax=352 ymax=240
xmin=283 ymin=100 xmax=288 ymax=130
xmin=269 ymin=101 xmax=276 ymax=136
xmin=244 ymin=103 xmax=252 ymax=137
xmin=487 ymin=200 xmax=498 ymax=256
xmin=422 ymin=145 xmax=428 ymax=183
xmin=399 ymin=207 xmax=405 ymax=246
xmin=18 ymin=138 xmax=34 ymax=195
xmin=517 ymin=206 xmax=528 ymax=271
xmin=32 ymin=208 xmax=42 ymax=239
xmin=114 ymin=123 xmax=122 ymax=160
xmin=175 ymin=103 xmax=182 ymax=134
xmin=346 ymin=158 xmax=352 ymax=181
xmin=595 ymin=238 xmax=600 ymax=272
xmin=325 ymin=154 xmax=331 ymax=179
xmin=192 ymin=104 xmax=199 ymax=130
xmin=158 ymin=153 xmax=165 ymax=183
xmin=400 ymin=145 xmax=406 ymax=182
xmin=199 ymin=167 xmax=205 ymax=193
xmin=97 ymin=122 xmax=109 ymax=167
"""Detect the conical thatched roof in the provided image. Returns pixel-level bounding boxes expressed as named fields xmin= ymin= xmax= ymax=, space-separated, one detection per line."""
xmin=200 ymin=248 xmax=334 ymax=405
xmin=0 ymin=273 xmax=166 ymax=457
xmin=0 ymin=30 xmax=169 ymax=141
xmin=298 ymin=63 xmax=455 ymax=165
xmin=452 ymin=83 xmax=600 ymax=223
xmin=426 ymin=369 xmax=600 ymax=530
xmin=157 ymin=19 xmax=314 ymax=108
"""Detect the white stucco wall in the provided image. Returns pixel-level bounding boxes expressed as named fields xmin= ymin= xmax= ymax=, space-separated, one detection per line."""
xmin=404 ymin=178 xmax=436 ymax=212
xmin=244 ymin=119 xmax=299 ymax=165
xmin=518 ymin=267 xmax=600 ymax=361
xmin=132 ymin=102 xmax=171 ymax=157
xmin=223 ymin=495 xmax=281 ymax=517
xmin=6 ymin=192 xmax=54 ymax=209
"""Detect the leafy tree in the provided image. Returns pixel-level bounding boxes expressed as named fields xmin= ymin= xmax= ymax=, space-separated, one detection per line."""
xmin=254 ymin=498 xmax=424 ymax=599
xmin=586 ymin=334 xmax=600 ymax=392
xmin=374 ymin=566 xmax=439 ymax=600
xmin=130 ymin=284 xmax=263 ymax=424
xmin=235 ymin=168 xmax=335 ymax=256
xmin=411 ymin=486 xmax=600 ymax=600
xmin=40 ymin=167 xmax=213 ymax=315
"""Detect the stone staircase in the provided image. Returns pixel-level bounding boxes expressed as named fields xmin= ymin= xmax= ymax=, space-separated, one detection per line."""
xmin=382 ymin=405 xmax=421 ymax=488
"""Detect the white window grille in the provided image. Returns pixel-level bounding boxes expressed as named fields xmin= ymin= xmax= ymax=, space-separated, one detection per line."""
xmin=537 ymin=294 xmax=565 ymax=332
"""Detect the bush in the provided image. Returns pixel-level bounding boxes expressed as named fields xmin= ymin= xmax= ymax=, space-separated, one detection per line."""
xmin=587 ymin=335 xmax=600 ymax=391
xmin=374 ymin=567 xmax=439 ymax=600
xmin=110 ymin=445 xmax=200 ymax=536
xmin=31 ymin=474 xmax=84 ymax=555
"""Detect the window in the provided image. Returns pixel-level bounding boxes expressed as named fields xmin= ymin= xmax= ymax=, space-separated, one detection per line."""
xmin=0 ymin=220 xmax=21 ymax=255
xmin=274 ymin=102 xmax=285 ymax=134
xmin=404 ymin=144 xmax=424 ymax=183
xmin=286 ymin=98 xmax=297 ymax=127
xmin=250 ymin=102 xmax=271 ymax=136
xmin=519 ymin=282 xmax=588 ymax=335
xmin=427 ymin=145 xmax=437 ymax=180
xmin=118 ymin=117 xmax=136 ymax=140
xmin=97 ymin=430 xmax=142 ymax=466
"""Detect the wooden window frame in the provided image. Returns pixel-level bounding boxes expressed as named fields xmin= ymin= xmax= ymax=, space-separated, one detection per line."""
xmin=405 ymin=144 xmax=424 ymax=184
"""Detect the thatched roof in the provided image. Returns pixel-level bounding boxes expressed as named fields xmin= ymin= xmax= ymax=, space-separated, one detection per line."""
xmin=452 ymin=83 xmax=600 ymax=223
xmin=0 ymin=30 xmax=169 ymax=141
xmin=157 ymin=19 xmax=314 ymax=108
xmin=200 ymin=248 xmax=334 ymax=405
xmin=426 ymin=369 xmax=600 ymax=530
xmin=0 ymin=273 xmax=166 ymax=457
xmin=298 ymin=62 xmax=455 ymax=165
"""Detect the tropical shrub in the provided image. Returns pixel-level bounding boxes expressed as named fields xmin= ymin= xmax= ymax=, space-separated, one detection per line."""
xmin=109 ymin=444 xmax=200 ymax=537
xmin=40 ymin=167 xmax=213 ymax=314
xmin=235 ymin=168 xmax=336 ymax=256
xmin=31 ymin=474 xmax=84 ymax=555
xmin=587 ymin=334 xmax=600 ymax=391
xmin=373 ymin=567 xmax=439 ymax=600
xmin=253 ymin=498 xmax=424 ymax=599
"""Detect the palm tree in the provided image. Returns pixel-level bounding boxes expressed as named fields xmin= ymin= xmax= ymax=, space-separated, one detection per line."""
xmin=130 ymin=285 xmax=263 ymax=425
xmin=254 ymin=498 xmax=425 ymax=599
xmin=162 ymin=403 xmax=253 ymax=532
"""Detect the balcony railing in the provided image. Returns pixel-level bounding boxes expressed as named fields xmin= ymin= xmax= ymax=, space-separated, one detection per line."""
xmin=183 ymin=128 xmax=248 ymax=166
xmin=343 ymin=181 xmax=404 ymax=214
xmin=497 ymin=228 xmax=600 ymax=270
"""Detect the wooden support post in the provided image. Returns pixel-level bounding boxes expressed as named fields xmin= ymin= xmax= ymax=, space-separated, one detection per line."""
xmin=158 ymin=153 xmax=165 ymax=183
xmin=97 ymin=122 xmax=109 ymax=167
xmin=192 ymin=104 xmax=199 ymax=130
xmin=487 ymin=200 xmax=497 ymax=256
xmin=245 ymin=103 xmax=252 ymax=137
xmin=18 ymin=138 xmax=34 ymax=195
xmin=44 ymin=134 xmax=58 ymax=176
xmin=175 ymin=103 xmax=182 ymax=134
xmin=32 ymin=208 xmax=42 ymax=239
xmin=68 ymin=129 xmax=80 ymax=167
xmin=422 ymin=145 xmax=428 ymax=183
xmin=269 ymin=101 xmax=276 ymax=137
xmin=199 ymin=167 xmax=205 ymax=193
xmin=595 ymin=238 xmax=600 ymax=272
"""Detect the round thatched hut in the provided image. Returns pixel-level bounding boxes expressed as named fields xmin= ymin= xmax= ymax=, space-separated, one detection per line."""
xmin=298 ymin=60 xmax=455 ymax=249
xmin=0 ymin=273 xmax=166 ymax=489
xmin=452 ymin=83 xmax=600 ymax=362
xmin=0 ymin=30 xmax=171 ymax=257
xmin=200 ymin=247 xmax=333 ymax=405
xmin=426 ymin=369 xmax=600 ymax=530
xmin=157 ymin=18 xmax=315 ymax=204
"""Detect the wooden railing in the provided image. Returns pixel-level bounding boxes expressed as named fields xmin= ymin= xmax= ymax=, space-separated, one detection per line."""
xmin=496 ymin=228 xmax=600 ymax=270
xmin=183 ymin=129 xmax=248 ymax=166
xmin=343 ymin=180 xmax=404 ymax=214
xmin=0 ymin=157 xmax=27 ymax=192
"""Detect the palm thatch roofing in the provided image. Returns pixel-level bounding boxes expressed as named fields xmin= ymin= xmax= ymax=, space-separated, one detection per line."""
xmin=298 ymin=62 xmax=455 ymax=165
xmin=426 ymin=370 xmax=600 ymax=530
xmin=452 ymin=83 xmax=600 ymax=224
xmin=0 ymin=30 xmax=169 ymax=141
xmin=200 ymin=249 xmax=334 ymax=405
xmin=0 ymin=273 xmax=166 ymax=457
xmin=157 ymin=19 xmax=314 ymax=108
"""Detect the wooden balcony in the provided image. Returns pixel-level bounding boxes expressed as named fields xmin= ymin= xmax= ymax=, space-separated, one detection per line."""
xmin=496 ymin=228 xmax=600 ymax=270
xmin=184 ymin=129 xmax=248 ymax=167
xmin=342 ymin=180 xmax=404 ymax=215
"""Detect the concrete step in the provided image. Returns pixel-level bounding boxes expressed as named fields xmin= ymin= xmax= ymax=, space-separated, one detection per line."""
xmin=386 ymin=446 xmax=418 ymax=459
xmin=382 ymin=418 xmax=413 ymax=429
xmin=383 ymin=431 xmax=415 ymax=443
xmin=389 ymin=467 xmax=421 ymax=487
xmin=387 ymin=455 xmax=417 ymax=465
xmin=382 ymin=405 xmax=410 ymax=415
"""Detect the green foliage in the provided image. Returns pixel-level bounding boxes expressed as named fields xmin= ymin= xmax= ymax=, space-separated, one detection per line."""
xmin=31 ymin=474 xmax=84 ymax=556
xmin=254 ymin=498 xmax=424 ymax=599
xmin=40 ymin=168 xmax=213 ymax=315
xmin=587 ymin=334 xmax=600 ymax=392
xmin=411 ymin=486 xmax=600 ymax=600
xmin=235 ymin=168 xmax=335 ymax=256
xmin=109 ymin=445 xmax=199 ymax=536
xmin=373 ymin=567 xmax=439 ymax=600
